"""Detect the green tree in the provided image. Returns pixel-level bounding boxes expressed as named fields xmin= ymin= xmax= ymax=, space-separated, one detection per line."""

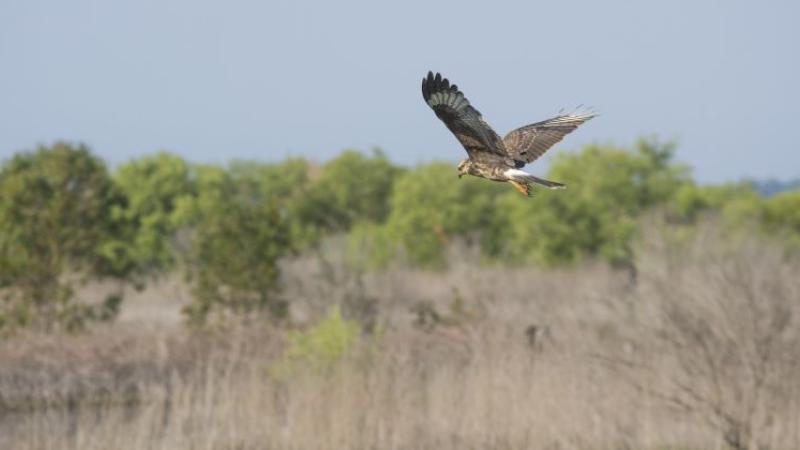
xmin=227 ymin=158 xmax=319 ymax=248
xmin=172 ymin=164 xmax=229 ymax=225
xmin=181 ymin=167 xmax=294 ymax=325
xmin=114 ymin=152 xmax=194 ymax=273
xmin=0 ymin=143 xmax=131 ymax=332
xmin=669 ymin=182 xmax=762 ymax=225
xmin=761 ymin=190 xmax=800 ymax=249
xmin=299 ymin=149 xmax=401 ymax=232
xmin=354 ymin=162 xmax=504 ymax=269
xmin=491 ymin=139 xmax=690 ymax=267
xmin=228 ymin=158 xmax=310 ymax=202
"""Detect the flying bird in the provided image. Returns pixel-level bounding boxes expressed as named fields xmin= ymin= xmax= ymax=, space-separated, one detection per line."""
xmin=421 ymin=71 xmax=596 ymax=196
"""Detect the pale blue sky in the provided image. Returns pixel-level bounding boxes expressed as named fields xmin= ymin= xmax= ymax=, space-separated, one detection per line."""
xmin=1 ymin=0 xmax=798 ymax=182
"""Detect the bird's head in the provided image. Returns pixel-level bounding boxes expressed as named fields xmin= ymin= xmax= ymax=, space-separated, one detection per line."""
xmin=457 ymin=159 xmax=471 ymax=178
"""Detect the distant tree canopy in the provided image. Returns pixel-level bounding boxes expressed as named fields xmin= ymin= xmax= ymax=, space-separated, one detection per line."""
xmin=0 ymin=143 xmax=131 ymax=331
xmin=166 ymin=162 xmax=297 ymax=325
xmin=298 ymin=149 xmax=402 ymax=232
xmin=114 ymin=152 xmax=194 ymax=272
xmin=351 ymin=162 xmax=505 ymax=269
xmin=489 ymin=139 xmax=690 ymax=267
xmin=761 ymin=190 xmax=800 ymax=249
xmin=183 ymin=195 xmax=292 ymax=325
xmin=354 ymin=139 xmax=692 ymax=268
xmin=0 ymin=140 xmax=797 ymax=331
xmin=667 ymin=178 xmax=764 ymax=229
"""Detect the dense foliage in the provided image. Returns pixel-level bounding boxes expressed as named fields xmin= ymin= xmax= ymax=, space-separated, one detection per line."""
xmin=488 ymin=139 xmax=690 ymax=267
xmin=113 ymin=151 xmax=194 ymax=272
xmin=179 ymin=165 xmax=294 ymax=325
xmin=0 ymin=140 xmax=796 ymax=330
xmin=0 ymin=143 xmax=131 ymax=331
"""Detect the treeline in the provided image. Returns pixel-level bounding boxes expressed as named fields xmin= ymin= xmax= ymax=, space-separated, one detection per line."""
xmin=0 ymin=141 xmax=798 ymax=332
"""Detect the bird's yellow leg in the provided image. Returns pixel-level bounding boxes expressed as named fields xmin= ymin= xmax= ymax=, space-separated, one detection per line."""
xmin=509 ymin=180 xmax=531 ymax=196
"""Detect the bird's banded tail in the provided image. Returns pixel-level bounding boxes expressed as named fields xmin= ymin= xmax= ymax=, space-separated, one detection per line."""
xmin=505 ymin=169 xmax=566 ymax=191
xmin=525 ymin=175 xmax=565 ymax=189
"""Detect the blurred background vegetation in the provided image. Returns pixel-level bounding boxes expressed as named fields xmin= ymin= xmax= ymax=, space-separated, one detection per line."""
xmin=0 ymin=140 xmax=798 ymax=332
xmin=1 ymin=140 xmax=799 ymax=450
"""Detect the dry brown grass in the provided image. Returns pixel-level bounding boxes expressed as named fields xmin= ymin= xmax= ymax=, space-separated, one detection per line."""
xmin=1 ymin=224 xmax=799 ymax=450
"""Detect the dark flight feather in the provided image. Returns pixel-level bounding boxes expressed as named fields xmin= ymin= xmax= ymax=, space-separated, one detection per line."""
xmin=421 ymin=71 xmax=507 ymax=160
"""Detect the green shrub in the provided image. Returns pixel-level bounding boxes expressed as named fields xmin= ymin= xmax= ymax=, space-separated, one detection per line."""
xmin=490 ymin=138 xmax=690 ymax=267
xmin=761 ymin=190 xmax=800 ymax=249
xmin=0 ymin=142 xmax=132 ymax=332
xmin=227 ymin=158 xmax=319 ymax=248
xmin=669 ymin=182 xmax=762 ymax=225
xmin=298 ymin=149 xmax=401 ymax=232
xmin=114 ymin=152 xmax=194 ymax=273
xmin=355 ymin=162 xmax=504 ymax=269
xmin=182 ymin=196 xmax=293 ymax=325
xmin=271 ymin=305 xmax=360 ymax=379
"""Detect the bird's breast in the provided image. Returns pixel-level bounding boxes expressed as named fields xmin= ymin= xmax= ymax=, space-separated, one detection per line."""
xmin=470 ymin=165 xmax=507 ymax=181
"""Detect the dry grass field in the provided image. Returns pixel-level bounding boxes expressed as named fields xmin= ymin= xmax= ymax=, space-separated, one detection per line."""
xmin=1 ymin=224 xmax=799 ymax=450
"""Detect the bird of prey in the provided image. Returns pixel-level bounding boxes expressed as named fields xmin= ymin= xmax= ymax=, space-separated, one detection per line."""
xmin=421 ymin=71 xmax=596 ymax=196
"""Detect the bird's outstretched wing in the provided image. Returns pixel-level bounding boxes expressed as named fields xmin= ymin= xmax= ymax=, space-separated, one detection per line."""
xmin=503 ymin=110 xmax=596 ymax=164
xmin=422 ymin=71 xmax=507 ymax=159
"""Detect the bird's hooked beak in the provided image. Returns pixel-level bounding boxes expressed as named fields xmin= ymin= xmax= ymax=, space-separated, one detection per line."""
xmin=458 ymin=173 xmax=463 ymax=179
